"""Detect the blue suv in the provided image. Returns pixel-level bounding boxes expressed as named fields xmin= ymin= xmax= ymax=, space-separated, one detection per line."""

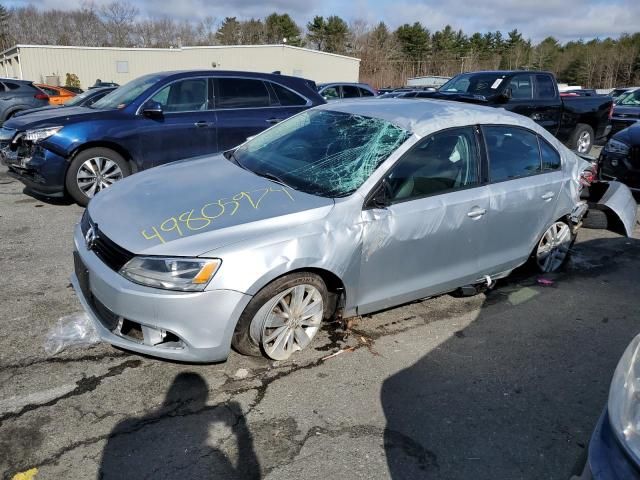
xmin=0 ymin=71 xmax=324 ymax=205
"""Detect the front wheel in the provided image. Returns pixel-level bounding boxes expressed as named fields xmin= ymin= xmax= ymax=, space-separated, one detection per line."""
xmin=232 ymin=273 xmax=328 ymax=360
xmin=65 ymin=147 xmax=129 ymax=206
xmin=533 ymin=221 xmax=575 ymax=273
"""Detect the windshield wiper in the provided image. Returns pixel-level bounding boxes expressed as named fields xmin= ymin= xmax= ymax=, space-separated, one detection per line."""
xmin=253 ymin=170 xmax=290 ymax=188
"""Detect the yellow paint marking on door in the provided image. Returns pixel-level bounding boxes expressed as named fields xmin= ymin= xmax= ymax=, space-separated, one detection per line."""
xmin=11 ymin=468 xmax=38 ymax=480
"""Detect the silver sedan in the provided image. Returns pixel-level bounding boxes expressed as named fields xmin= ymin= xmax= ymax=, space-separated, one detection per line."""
xmin=71 ymin=99 xmax=636 ymax=362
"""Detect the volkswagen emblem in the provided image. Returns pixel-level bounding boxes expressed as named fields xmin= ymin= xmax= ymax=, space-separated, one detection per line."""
xmin=85 ymin=224 xmax=98 ymax=250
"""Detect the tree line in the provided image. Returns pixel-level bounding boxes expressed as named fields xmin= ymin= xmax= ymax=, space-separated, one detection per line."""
xmin=0 ymin=1 xmax=638 ymax=89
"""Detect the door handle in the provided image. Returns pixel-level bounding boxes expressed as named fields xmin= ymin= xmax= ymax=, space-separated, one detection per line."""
xmin=541 ymin=191 xmax=555 ymax=200
xmin=194 ymin=121 xmax=209 ymax=128
xmin=467 ymin=208 xmax=486 ymax=219
xmin=266 ymin=118 xmax=283 ymax=125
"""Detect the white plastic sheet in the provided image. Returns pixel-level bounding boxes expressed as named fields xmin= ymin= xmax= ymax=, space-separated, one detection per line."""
xmin=44 ymin=312 xmax=101 ymax=355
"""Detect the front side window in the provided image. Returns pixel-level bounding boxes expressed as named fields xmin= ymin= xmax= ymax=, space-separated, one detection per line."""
xmin=92 ymin=73 xmax=165 ymax=110
xmin=233 ymin=110 xmax=411 ymax=197
xmin=150 ymin=78 xmax=208 ymax=112
xmin=386 ymin=127 xmax=480 ymax=202
xmin=321 ymin=86 xmax=339 ymax=100
xmin=534 ymin=74 xmax=556 ymax=100
xmin=484 ymin=126 xmax=542 ymax=182
xmin=359 ymin=87 xmax=375 ymax=97
xmin=342 ymin=85 xmax=361 ymax=98
xmin=508 ymin=74 xmax=533 ymax=100
xmin=217 ymin=78 xmax=270 ymax=108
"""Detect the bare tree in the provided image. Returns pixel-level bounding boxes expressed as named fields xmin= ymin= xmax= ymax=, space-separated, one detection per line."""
xmin=99 ymin=1 xmax=139 ymax=47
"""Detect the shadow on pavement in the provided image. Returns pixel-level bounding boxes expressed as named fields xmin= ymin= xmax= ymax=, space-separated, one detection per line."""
xmin=381 ymin=236 xmax=640 ymax=479
xmin=99 ymin=372 xmax=260 ymax=479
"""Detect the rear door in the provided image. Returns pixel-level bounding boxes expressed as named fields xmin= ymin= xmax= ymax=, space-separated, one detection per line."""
xmin=478 ymin=125 xmax=564 ymax=275
xmin=531 ymin=73 xmax=562 ymax=135
xmin=214 ymin=77 xmax=309 ymax=152
xmin=136 ymin=76 xmax=216 ymax=167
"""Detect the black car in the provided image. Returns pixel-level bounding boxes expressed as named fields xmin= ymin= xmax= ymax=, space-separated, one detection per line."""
xmin=0 ymin=79 xmax=50 ymax=123
xmin=424 ymin=70 xmax=614 ymax=154
xmin=599 ymin=122 xmax=640 ymax=191
xmin=14 ymin=87 xmax=117 ymax=117
xmin=88 ymin=81 xmax=119 ymax=89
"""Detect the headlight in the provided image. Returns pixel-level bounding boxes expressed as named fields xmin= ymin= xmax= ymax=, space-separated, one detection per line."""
xmin=604 ymin=138 xmax=630 ymax=155
xmin=608 ymin=334 xmax=640 ymax=462
xmin=119 ymin=257 xmax=221 ymax=291
xmin=23 ymin=126 xmax=63 ymax=143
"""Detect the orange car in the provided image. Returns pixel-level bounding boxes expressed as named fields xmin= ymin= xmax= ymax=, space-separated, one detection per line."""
xmin=35 ymin=84 xmax=76 ymax=105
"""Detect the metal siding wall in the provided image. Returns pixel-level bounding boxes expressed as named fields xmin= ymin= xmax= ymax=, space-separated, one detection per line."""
xmin=14 ymin=46 xmax=360 ymax=88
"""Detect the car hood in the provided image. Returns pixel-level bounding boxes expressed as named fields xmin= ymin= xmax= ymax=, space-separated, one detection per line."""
xmin=14 ymin=105 xmax=60 ymax=117
xmin=87 ymin=154 xmax=335 ymax=257
xmin=4 ymin=106 xmax=95 ymax=130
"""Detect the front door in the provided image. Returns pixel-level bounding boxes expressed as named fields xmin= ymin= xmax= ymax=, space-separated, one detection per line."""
xmin=357 ymin=126 xmax=490 ymax=314
xmin=136 ymin=77 xmax=217 ymax=168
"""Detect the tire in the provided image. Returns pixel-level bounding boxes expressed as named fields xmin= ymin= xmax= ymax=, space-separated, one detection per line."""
xmin=65 ymin=147 xmax=129 ymax=207
xmin=582 ymin=209 xmax=608 ymax=229
xmin=532 ymin=220 xmax=575 ymax=273
xmin=569 ymin=123 xmax=594 ymax=155
xmin=232 ymin=272 xmax=328 ymax=360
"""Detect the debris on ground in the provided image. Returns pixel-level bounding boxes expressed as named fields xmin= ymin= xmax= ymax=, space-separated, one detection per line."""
xmin=537 ymin=277 xmax=555 ymax=286
xmin=44 ymin=312 xmax=100 ymax=355
xmin=234 ymin=368 xmax=250 ymax=379
xmin=321 ymin=346 xmax=356 ymax=361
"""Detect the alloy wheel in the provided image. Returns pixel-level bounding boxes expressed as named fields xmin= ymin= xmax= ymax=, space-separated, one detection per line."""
xmin=576 ymin=131 xmax=591 ymax=154
xmin=76 ymin=156 xmax=123 ymax=198
xmin=536 ymin=221 xmax=572 ymax=272
xmin=250 ymin=284 xmax=324 ymax=361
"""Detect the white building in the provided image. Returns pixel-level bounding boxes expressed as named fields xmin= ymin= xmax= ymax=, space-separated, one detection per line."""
xmin=0 ymin=44 xmax=360 ymax=89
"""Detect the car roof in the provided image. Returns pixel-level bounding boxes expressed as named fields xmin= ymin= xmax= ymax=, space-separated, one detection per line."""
xmin=158 ymin=70 xmax=310 ymax=83
xmin=317 ymin=98 xmax=548 ymax=137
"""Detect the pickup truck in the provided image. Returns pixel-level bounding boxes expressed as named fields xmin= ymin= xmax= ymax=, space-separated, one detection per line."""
xmin=424 ymin=70 xmax=612 ymax=154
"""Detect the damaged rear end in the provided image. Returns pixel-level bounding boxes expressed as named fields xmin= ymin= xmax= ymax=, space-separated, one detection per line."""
xmin=580 ymin=157 xmax=637 ymax=237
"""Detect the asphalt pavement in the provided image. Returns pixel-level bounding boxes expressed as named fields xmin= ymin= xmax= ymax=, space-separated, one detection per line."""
xmin=1 ymin=164 xmax=639 ymax=480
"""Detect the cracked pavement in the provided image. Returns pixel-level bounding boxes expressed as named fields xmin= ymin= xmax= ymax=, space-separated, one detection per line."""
xmin=1 ymin=165 xmax=640 ymax=479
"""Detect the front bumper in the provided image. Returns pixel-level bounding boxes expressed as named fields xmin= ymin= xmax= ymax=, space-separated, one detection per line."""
xmin=1 ymin=144 xmax=68 ymax=197
xmin=572 ymin=409 xmax=640 ymax=480
xmin=71 ymin=223 xmax=252 ymax=362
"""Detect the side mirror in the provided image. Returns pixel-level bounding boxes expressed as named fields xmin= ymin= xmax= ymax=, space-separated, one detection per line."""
xmin=142 ymin=100 xmax=163 ymax=117
xmin=367 ymin=179 xmax=391 ymax=209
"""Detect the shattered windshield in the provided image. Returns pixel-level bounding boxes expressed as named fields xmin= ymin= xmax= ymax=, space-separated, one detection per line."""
xmin=439 ymin=73 xmax=507 ymax=96
xmin=233 ymin=110 xmax=411 ymax=197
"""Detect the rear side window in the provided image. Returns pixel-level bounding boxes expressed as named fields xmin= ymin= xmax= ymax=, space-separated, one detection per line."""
xmin=4 ymin=82 xmax=21 ymax=90
xmin=270 ymin=82 xmax=307 ymax=106
xmin=484 ymin=126 xmax=542 ymax=182
xmin=217 ymin=78 xmax=270 ymax=108
xmin=507 ymin=74 xmax=532 ymax=100
xmin=359 ymin=87 xmax=374 ymax=97
xmin=39 ymin=86 xmax=58 ymax=95
xmin=342 ymin=85 xmax=360 ymax=98
xmin=539 ymin=137 xmax=561 ymax=170
xmin=534 ymin=74 xmax=556 ymax=100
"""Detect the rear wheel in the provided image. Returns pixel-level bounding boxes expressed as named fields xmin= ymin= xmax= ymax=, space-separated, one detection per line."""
xmin=533 ymin=221 xmax=575 ymax=273
xmin=232 ymin=273 xmax=328 ymax=360
xmin=569 ymin=124 xmax=594 ymax=155
xmin=65 ymin=147 xmax=129 ymax=206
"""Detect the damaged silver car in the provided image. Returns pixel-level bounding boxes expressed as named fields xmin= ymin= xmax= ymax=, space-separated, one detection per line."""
xmin=71 ymin=99 xmax=637 ymax=362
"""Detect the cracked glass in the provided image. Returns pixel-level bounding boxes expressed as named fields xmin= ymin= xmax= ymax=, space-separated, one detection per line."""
xmin=232 ymin=110 xmax=411 ymax=197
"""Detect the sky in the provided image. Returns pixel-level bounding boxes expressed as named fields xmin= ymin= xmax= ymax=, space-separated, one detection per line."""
xmin=4 ymin=0 xmax=639 ymax=42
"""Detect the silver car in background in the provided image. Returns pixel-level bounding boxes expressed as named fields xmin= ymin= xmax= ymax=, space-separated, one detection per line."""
xmin=71 ymin=99 xmax=637 ymax=363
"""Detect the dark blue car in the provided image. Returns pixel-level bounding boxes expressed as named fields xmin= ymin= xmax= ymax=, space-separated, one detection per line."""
xmin=573 ymin=334 xmax=640 ymax=479
xmin=0 ymin=70 xmax=324 ymax=205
